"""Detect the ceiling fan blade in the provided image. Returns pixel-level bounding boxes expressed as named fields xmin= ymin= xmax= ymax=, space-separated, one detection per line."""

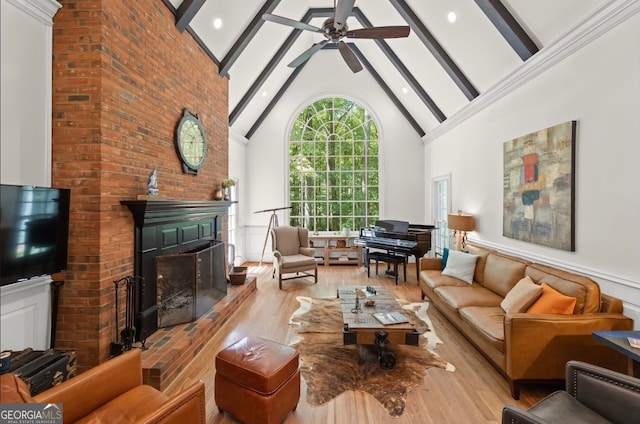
xmin=262 ymin=13 xmax=322 ymax=33
xmin=288 ymin=40 xmax=329 ymax=68
xmin=346 ymin=26 xmax=411 ymax=39
xmin=334 ymin=0 xmax=355 ymax=31
xmin=338 ymin=41 xmax=363 ymax=73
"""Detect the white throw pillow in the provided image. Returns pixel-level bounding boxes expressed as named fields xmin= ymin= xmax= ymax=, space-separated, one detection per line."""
xmin=441 ymin=250 xmax=478 ymax=284
xmin=501 ymin=276 xmax=543 ymax=313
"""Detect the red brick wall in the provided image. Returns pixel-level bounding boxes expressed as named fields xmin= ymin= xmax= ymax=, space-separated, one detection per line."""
xmin=51 ymin=0 xmax=228 ymax=370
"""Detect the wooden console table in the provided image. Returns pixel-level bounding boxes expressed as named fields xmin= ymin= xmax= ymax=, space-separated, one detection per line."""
xmin=309 ymin=234 xmax=362 ymax=267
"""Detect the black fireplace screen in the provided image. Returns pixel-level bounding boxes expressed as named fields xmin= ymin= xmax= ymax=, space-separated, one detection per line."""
xmin=156 ymin=241 xmax=226 ymax=328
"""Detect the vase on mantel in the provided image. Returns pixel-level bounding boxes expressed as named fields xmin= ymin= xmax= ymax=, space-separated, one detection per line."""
xmin=213 ymin=186 xmax=224 ymax=201
xmin=223 ymin=189 xmax=230 ymax=201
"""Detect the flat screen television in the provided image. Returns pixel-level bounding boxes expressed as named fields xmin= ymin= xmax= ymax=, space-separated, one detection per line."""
xmin=0 ymin=184 xmax=71 ymax=286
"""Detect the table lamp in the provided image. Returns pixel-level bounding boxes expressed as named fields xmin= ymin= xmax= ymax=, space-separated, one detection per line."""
xmin=447 ymin=212 xmax=475 ymax=251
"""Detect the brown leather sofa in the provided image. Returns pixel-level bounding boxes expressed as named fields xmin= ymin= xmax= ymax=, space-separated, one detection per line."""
xmin=419 ymin=244 xmax=633 ymax=399
xmin=0 ymin=349 xmax=205 ymax=423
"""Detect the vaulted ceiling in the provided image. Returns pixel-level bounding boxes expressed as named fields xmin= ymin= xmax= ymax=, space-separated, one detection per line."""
xmin=163 ymin=0 xmax=608 ymax=139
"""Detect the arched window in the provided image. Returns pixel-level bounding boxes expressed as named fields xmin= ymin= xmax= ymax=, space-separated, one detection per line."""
xmin=289 ymin=97 xmax=379 ymax=232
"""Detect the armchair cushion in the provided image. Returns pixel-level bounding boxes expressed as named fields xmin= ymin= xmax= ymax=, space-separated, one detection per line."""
xmin=502 ymin=361 xmax=640 ymax=424
xmin=2 ymin=349 xmax=207 ymax=424
xmin=271 ymin=226 xmax=317 ymax=289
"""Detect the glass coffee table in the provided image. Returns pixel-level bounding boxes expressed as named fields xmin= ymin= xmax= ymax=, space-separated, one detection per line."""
xmin=337 ymin=285 xmax=420 ymax=369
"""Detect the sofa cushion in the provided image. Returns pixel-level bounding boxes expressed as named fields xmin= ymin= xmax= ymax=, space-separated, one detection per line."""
xmin=441 ymin=247 xmax=449 ymax=270
xmin=482 ymin=253 xmax=528 ymax=298
xmin=1 ymin=374 xmax=35 ymax=403
xmin=75 ymin=385 xmax=170 ymax=424
xmin=420 ymin=269 xmax=470 ymax=289
xmin=435 ymin=285 xmax=503 ymax=310
xmin=501 ymin=276 xmax=543 ymax=313
xmin=527 ymin=283 xmax=576 ymax=315
xmin=459 ymin=306 xmax=506 ymax=352
xmin=526 ymin=263 xmax=600 ymax=314
xmin=441 ymin=250 xmax=478 ymax=284
xmin=465 ymin=245 xmax=492 ymax=285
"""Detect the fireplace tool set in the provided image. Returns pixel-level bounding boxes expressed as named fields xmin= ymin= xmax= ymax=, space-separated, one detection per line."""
xmin=110 ymin=276 xmax=144 ymax=357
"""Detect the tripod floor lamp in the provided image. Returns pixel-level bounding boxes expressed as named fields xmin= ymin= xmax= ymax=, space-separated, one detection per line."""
xmin=254 ymin=206 xmax=292 ymax=264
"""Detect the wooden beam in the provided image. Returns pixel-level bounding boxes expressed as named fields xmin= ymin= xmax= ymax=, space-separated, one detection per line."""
xmin=389 ymin=0 xmax=479 ymax=100
xmin=175 ymin=0 xmax=207 ymax=32
xmin=473 ymin=0 xmax=538 ymax=61
xmin=161 ymin=0 xmax=221 ymax=68
xmin=219 ymin=0 xmax=282 ymax=77
xmin=353 ymin=9 xmax=445 ymax=123
xmin=245 ymin=63 xmax=308 ymax=139
xmin=229 ymin=8 xmax=334 ymax=125
xmin=332 ymin=43 xmax=426 ymax=137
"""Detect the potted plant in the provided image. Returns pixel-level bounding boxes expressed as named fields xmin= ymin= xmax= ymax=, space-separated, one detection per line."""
xmin=221 ymin=178 xmax=235 ymax=189
xmin=221 ymin=178 xmax=235 ymax=200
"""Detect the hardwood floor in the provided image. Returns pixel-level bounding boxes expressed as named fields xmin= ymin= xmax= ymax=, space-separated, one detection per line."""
xmin=164 ymin=263 xmax=555 ymax=424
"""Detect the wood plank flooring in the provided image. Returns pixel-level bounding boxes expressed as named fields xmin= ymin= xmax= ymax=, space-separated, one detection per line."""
xmin=164 ymin=263 xmax=556 ymax=424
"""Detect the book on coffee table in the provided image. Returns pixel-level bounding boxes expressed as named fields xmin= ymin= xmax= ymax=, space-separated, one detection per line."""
xmin=373 ymin=311 xmax=410 ymax=325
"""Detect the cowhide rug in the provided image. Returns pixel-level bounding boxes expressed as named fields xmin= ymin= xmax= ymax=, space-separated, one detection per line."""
xmin=287 ymin=296 xmax=455 ymax=417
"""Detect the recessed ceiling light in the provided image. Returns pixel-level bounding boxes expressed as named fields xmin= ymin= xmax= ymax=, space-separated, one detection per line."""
xmin=261 ymin=91 xmax=268 ymax=98
xmin=402 ymin=87 xmax=409 ymax=94
xmin=447 ymin=12 xmax=457 ymax=23
xmin=213 ymin=18 xmax=222 ymax=29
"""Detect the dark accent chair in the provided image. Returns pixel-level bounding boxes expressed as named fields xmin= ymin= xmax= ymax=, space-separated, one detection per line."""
xmin=502 ymin=361 xmax=640 ymax=424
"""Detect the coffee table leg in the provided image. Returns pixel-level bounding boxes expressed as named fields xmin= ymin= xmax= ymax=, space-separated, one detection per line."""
xmin=375 ymin=330 xmax=396 ymax=369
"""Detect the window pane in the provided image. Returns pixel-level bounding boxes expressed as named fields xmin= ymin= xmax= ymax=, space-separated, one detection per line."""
xmin=288 ymin=97 xmax=379 ymax=233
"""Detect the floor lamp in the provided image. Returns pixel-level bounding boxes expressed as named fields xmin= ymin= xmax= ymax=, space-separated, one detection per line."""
xmin=448 ymin=212 xmax=475 ymax=251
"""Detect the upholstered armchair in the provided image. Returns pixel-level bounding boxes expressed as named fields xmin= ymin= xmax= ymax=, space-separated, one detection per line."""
xmin=502 ymin=360 xmax=640 ymax=424
xmin=0 ymin=349 xmax=206 ymax=424
xmin=271 ymin=226 xmax=318 ymax=289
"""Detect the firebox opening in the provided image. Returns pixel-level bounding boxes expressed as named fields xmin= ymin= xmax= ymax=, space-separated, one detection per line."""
xmin=156 ymin=241 xmax=226 ymax=328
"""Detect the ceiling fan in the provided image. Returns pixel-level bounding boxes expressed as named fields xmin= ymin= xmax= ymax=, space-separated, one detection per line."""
xmin=262 ymin=0 xmax=410 ymax=73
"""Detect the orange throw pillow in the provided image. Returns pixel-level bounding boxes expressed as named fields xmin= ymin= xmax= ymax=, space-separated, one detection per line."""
xmin=526 ymin=282 xmax=576 ymax=315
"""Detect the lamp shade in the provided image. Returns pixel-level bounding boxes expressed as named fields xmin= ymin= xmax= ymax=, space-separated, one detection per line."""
xmin=447 ymin=213 xmax=475 ymax=232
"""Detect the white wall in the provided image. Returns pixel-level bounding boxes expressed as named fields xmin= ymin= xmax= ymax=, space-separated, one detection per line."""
xmin=241 ymin=63 xmax=425 ymax=261
xmin=0 ymin=0 xmax=61 ymax=350
xmin=424 ymin=12 xmax=640 ymax=326
xmin=0 ymin=0 xmax=60 ymax=186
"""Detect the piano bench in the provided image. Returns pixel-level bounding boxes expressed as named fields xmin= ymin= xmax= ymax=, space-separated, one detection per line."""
xmin=367 ymin=252 xmax=407 ymax=285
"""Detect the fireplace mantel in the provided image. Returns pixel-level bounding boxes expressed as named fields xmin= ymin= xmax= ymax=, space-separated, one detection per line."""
xmin=120 ymin=198 xmax=233 ymax=342
xmin=121 ymin=199 xmax=234 ymax=228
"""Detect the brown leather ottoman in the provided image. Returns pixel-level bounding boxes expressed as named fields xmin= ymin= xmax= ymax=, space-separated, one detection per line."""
xmin=215 ymin=336 xmax=300 ymax=424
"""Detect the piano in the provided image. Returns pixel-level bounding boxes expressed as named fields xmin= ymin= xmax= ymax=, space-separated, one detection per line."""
xmin=355 ymin=220 xmax=435 ymax=281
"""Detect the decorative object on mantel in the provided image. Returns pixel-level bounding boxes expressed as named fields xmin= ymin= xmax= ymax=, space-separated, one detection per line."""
xmin=503 ymin=120 xmax=576 ymax=251
xmin=213 ymin=186 xmax=224 ymax=200
xmin=175 ymin=108 xmax=207 ymax=175
xmin=221 ymin=178 xmax=235 ymax=201
xmin=147 ymin=168 xmax=158 ymax=196
xmin=448 ymin=211 xmax=475 ymax=251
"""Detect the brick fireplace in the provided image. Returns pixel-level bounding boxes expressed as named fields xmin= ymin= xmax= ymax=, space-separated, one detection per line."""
xmin=50 ymin=0 xmax=230 ymax=371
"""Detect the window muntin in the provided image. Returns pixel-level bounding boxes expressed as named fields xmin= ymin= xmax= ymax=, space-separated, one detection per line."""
xmin=289 ymin=98 xmax=379 ymax=232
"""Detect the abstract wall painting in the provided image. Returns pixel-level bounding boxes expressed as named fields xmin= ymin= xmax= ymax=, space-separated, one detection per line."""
xmin=503 ymin=121 xmax=576 ymax=251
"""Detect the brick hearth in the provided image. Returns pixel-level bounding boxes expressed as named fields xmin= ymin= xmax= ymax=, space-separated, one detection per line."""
xmin=140 ymin=276 xmax=256 ymax=391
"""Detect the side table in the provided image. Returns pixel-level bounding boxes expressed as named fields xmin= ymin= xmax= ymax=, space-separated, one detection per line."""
xmin=592 ymin=330 xmax=640 ymax=377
